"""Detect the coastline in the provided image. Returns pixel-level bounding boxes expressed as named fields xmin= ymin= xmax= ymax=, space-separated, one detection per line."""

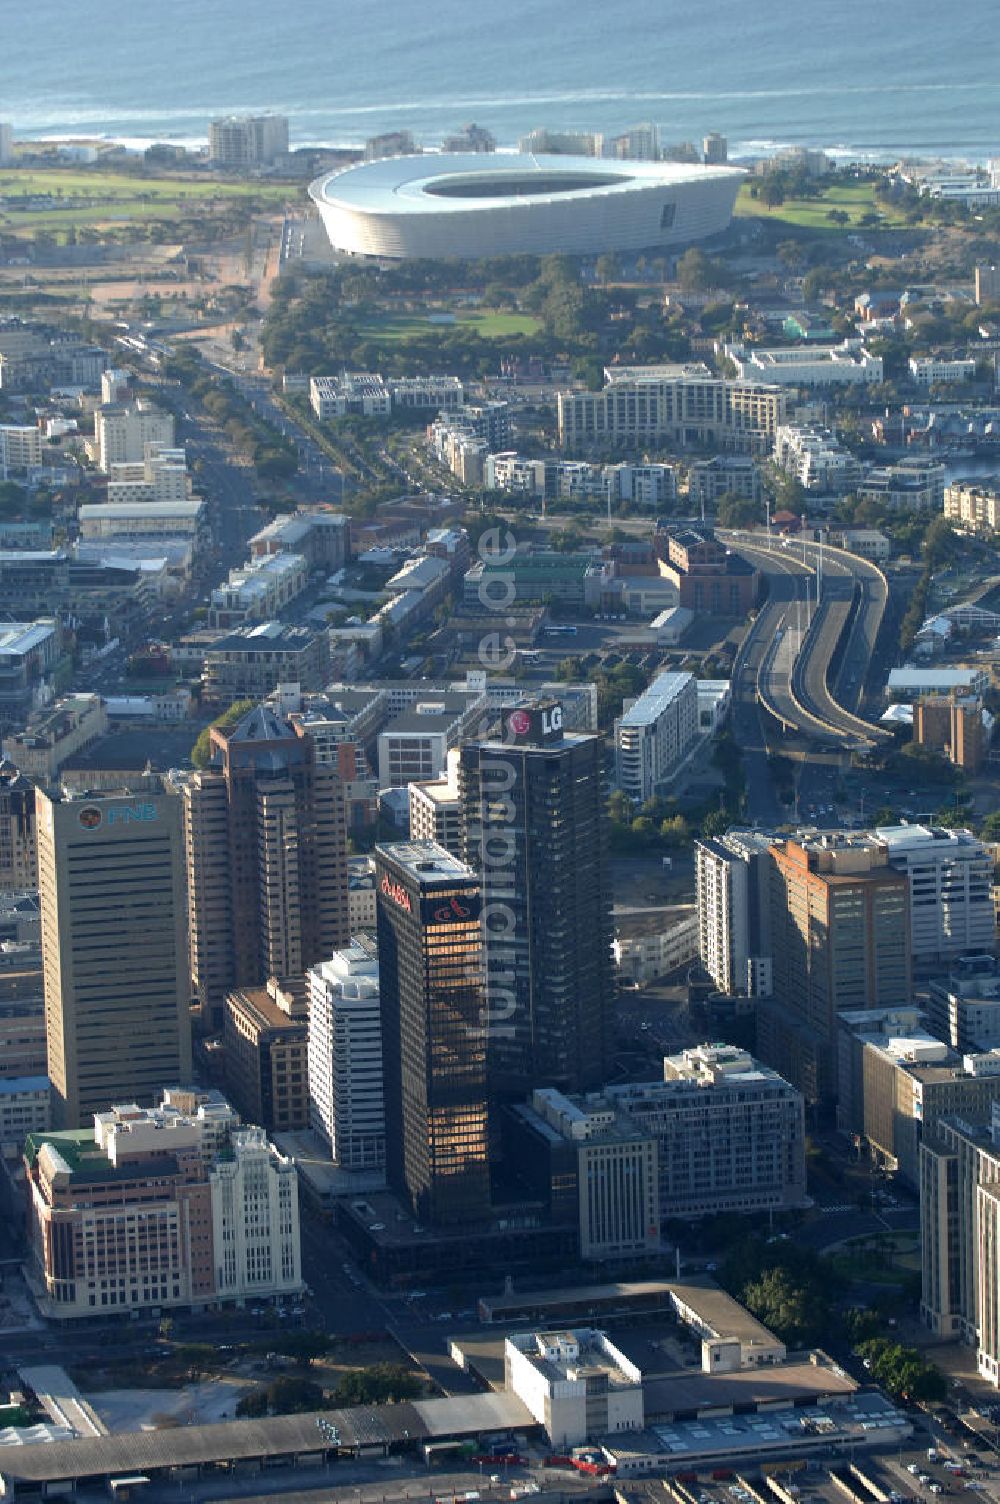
xmin=10 ymin=129 xmax=996 ymax=171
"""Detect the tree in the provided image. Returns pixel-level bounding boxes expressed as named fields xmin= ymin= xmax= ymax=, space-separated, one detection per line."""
xmin=330 ymin=1364 xmax=423 ymax=1406
xmin=717 ymin=492 xmax=762 ymax=529
xmin=760 ymin=181 xmax=786 ymax=210
xmin=191 ymin=700 xmax=255 ymax=768
xmin=595 ymin=254 xmax=620 ymax=285
xmin=676 ymin=247 xmax=719 ymax=292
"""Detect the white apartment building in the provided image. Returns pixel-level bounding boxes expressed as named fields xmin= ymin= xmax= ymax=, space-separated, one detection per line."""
xmin=945 ymin=482 xmax=1000 ymax=533
xmin=106 ymin=446 xmax=191 ymax=505
xmin=310 ymin=373 xmax=391 ymax=420
xmin=773 ymin=424 xmax=861 ymax=493
xmin=505 ymin=1329 xmax=644 ymax=1447
xmin=0 ymin=124 xmax=13 ymax=168
xmin=101 ymin=369 xmax=131 ymax=405
xmin=307 ymin=941 xmax=385 ymax=1170
xmin=210 ymin=1126 xmax=302 ymax=1300
xmin=726 ymin=339 xmax=883 ymax=387
xmin=695 ymin=839 xmax=749 ymax=994
xmin=876 ymin=824 xmax=995 ymax=966
xmin=209 ymin=114 xmax=288 ymax=168
xmin=613 ymin=914 xmax=700 ymax=985
xmin=210 ymin=552 xmax=308 ymax=628
xmin=94 ymin=402 xmax=175 ymax=472
xmin=614 ymin=671 xmax=698 ymax=803
xmin=0 ymin=425 xmax=42 ymax=473
xmin=386 ymin=375 xmax=464 ymax=410
xmin=909 ymin=357 xmax=977 ymax=386
xmin=858 ymin=460 xmax=945 ymax=511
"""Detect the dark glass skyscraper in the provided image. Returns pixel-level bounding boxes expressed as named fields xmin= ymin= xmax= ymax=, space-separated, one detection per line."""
xmin=460 ymin=701 xmax=614 ymax=1099
xmin=375 ymin=840 xmax=490 ymax=1228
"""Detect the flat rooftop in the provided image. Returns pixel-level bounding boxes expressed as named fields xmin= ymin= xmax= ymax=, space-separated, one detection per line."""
xmin=666 ymin=1277 xmax=783 ymax=1349
xmin=377 ymin=839 xmax=475 ymax=885
xmin=0 ymin=1394 xmax=534 ymax=1485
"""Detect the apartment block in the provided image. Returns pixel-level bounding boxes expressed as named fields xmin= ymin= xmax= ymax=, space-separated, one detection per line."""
xmin=409 ymin=753 xmax=463 ymax=857
xmin=25 ymin=1088 xmax=301 ymax=1319
xmin=773 ymin=424 xmax=861 ymax=493
xmin=223 ymin=977 xmax=309 ymax=1133
xmin=758 ymin=833 xmax=911 ymax=1105
xmin=877 ymin=824 xmax=994 ymax=966
xmin=209 ymin=114 xmax=289 ymax=168
xmin=202 ymin=623 xmax=331 ymax=705
xmin=695 ymin=831 xmax=774 ymax=998
xmin=37 ymin=785 xmax=192 ymax=1129
xmin=307 ymin=938 xmax=384 ymax=1170
xmin=945 ymin=482 xmax=1000 ymax=533
xmin=0 ymin=620 xmax=63 ymax=731
xmin=838 ymin=1007 xmax=1000 ymax=1187
xmin=558 ymin=366 xmax=785 ymax=456
xmin=247 ymin=510 xmax=350 ymax=572
xmin=913 ymin=698 xmax=986 ymax=773
xmin=0 ymin=425 xmax=42 ymax=473
xmin=726 ymin=339 xmax=883 ymax=387
xmin=614 ymin=671 xmax=698 ymax=803
xmin=909 ymin=357 xmax=977 ymax=387
xmin=93 ymin=403 xmax=175 ymax=472
xmin=857 ymin=460 xmax=945 ymax=511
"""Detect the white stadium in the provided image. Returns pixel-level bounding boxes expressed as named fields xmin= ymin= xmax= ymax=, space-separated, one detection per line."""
xmin=308 ymin=152 xmax=744 ymax=261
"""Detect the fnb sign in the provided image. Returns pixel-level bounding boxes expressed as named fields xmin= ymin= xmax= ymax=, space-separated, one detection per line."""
xmin=380 ymin=874 xmax=412 ymax=914
xmin=108 ymin=803 xmax=158 ymax=826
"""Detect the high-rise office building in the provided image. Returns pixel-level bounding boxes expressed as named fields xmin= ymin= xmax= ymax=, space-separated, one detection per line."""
xmin=36 ymin=786 xmax=192 ymax=1128
xmin=758 ymin=833 xmax=911 ymax=1105
xmin=460 ymin=702 xmax=614 ymax=1098
xmin=182 ymin=705 xmax=349 ymax=1025
xmin=375 ymin=840 xmax=490 ymax=1227
xmin=307 ymin=938 xmax=384 ymax=1170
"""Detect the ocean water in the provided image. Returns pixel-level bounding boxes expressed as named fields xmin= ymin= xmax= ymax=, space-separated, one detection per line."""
xmin=2 ymin=0 xmax=995 ymax=161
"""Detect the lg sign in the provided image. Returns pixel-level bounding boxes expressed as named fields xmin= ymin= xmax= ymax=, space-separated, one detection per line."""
xmin=504 ymin=703 xmax=563 ymax=745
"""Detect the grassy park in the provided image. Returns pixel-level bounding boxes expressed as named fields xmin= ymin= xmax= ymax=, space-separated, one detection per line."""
xmin=735 ymin=179 xmax=907 ymax=230
xmin=355 ymin=308 xmax=542 ymax=342
xmin=0 ymin=167 xmax=292 ymax=233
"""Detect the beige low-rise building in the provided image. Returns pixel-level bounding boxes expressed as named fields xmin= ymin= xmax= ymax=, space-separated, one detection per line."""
xmin=223 ymin=977 xmax=310 ymax=1133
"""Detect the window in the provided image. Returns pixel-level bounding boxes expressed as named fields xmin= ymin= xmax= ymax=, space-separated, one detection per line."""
xmin=660 ymin=202 xmax=676 ymax=231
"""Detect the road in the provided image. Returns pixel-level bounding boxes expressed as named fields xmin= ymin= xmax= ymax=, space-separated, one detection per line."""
xmin=725 ymin=533 xmax=889 ymax=752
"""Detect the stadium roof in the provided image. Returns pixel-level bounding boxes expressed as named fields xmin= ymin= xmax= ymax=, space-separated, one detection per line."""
xmin=312 ymin=152 xmax=740 ymax=217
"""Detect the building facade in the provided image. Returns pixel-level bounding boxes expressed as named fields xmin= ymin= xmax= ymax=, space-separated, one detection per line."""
xmin=223 ymin=977 xmax=310 ymax=1133
xmin=26 ymin=1089 xmax=301 ymax=1319
xmin=182 ymin=706 xmax=349 ymax=1026
xmin=615 ymin=671 xmax=698 ymax=803
xmin=307 ymin=939 xmax=384 ymax=1170
xmin=461 ymin=705 xmax=615 ymax=1099
xmin=375 ymin=841 xmax=490 ymax=1227
xmin=758 ymin=834 xmax=911 ymax=1105
xmin=37 ymin=786 xmax=192 ymax=1129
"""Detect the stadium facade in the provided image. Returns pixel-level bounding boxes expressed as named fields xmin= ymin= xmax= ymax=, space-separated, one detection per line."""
xmin=309 ymin=153 xmax=743 ymax=260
